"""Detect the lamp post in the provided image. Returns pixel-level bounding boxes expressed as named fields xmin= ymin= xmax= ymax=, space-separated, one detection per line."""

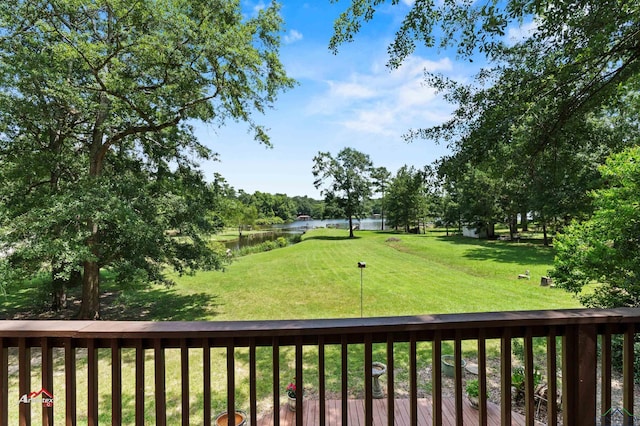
xmin=357 ymin=261 xmax=366 ymax=317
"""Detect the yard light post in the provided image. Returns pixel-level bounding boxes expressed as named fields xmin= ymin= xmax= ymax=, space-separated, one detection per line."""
xmin=358 ymin=261 xmax=366 ymax=317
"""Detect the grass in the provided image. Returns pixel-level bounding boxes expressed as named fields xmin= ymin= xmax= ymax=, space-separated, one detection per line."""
xmin=2 ymin=228 xmax=583 ymax=424
xmin=171 ymin=228 xmax=580 ymax=320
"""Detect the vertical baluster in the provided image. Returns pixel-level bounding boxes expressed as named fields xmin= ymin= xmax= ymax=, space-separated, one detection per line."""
xmin=64 ymin=338 xmax=76 ymax=426
xmin=87 ymin=339 xmax=98 ymax=425
xmin=546 ymin=328 xmax=558 ymax=426
xmin=410 ymin=332 xmax=417 ymax=426
xmin=0 ymin=338 xmax=7 ymax=426
xmin=341 ymin=335 xmax=348 ymax=425
xmin=623 ymin=323 xmax=635 ymax=424
xmin=111 ymin=339 xmax=122 ymax=426
xmin=226 ymin=339 xmax=235 ymax=426
xmin=432 ymin=331 xmax=442 ymax=426
xmin=295 ymin=336 xmax=303 ymax=426
xmin=454 ymin=334 xmax=463 ymax=426
xmin=154 ymin=339 xmax=166 ymax=426
xmin=501 ymin=330 xmax=512 ymax=424
xmin=524 ymin=330 xmax=534 ymax=426
xmin=364 ymin=334 xmax=373 ymax=425
xmin=386 ymin=333 xmax=395 ymax=426
xmin=272 ymin=337 xmax=280 ymax=426
xmin=181 ymin=339 xmax=189 ymax=426
xmin=135 ymin=340 xmax=145 ymax=426
xmin=249 ymin=339 xmax=257 ymax=426
xmin=318 ymin=336 xmax=326 ymax=426
xmin=600 ymin=328 xmax=612 ymax=424
xmin=18 ymin=337 xmax=30 ymax=426
xmin=477 ymin=331 xmax=488 ymax=426
xmin=203 ymin=339 xmax=211 ymax=425
xmin=41 ymin=337 xmax=53 ymax=426
xmin=562 ymin=327 xmax=575 ymax=425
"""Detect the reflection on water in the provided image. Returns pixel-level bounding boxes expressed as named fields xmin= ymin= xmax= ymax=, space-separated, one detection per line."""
xmin=277 ymin=218 xmax=384 ymax=232
xmin=223 ymin=218 xmax=384 ymax=250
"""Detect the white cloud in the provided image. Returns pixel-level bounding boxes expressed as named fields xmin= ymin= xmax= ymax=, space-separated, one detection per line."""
xmin=506 ymin=21 xmax=538 ymax=45
xmin=327 ymin=80 xmax=376 ymax=99
xmin=243 ymin=0 xmax=266 ymax=15
xmin=284 ymin=29 xmax=303 ymax=44
xmin=308 ymin=55 xmax=454 ymax=136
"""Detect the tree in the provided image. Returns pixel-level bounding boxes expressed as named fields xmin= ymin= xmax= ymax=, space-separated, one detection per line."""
xmin=370 ymin=166 xmax=391 ymax=230
xmin=312 ymin=147 xmax=373 ymax=238
xmin=330 ymin=1 xmax=640 ymax=236
xmin=0 ymin=0 xmax=294 ymax=318
xmin=552 ymin=147 xmax=640 ymax=308
xmin=385 ymin=165 xmax=426 ymax=233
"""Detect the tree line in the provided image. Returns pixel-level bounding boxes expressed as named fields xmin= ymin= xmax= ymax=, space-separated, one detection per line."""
xmin=2 ymin=0 xmax=639 ymax=317
xmin=331 ymin=0 xmax=640 ymax=309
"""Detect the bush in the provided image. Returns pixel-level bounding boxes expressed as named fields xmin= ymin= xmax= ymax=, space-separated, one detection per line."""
xmin=466 ymin=379 xmax=479 ymax=397
xmin=235 ymin=234 xmax=301 ymax=257
xmin=511 ymin=366 xmax=542 ymax=401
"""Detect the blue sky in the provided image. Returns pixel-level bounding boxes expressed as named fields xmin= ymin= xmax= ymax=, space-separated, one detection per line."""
xmin=194 ymin=1 xmax=528 ymax=198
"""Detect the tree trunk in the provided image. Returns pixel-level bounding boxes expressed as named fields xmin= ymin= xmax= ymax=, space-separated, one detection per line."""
xmin=79 ymin=259 xmax=100 ymax=319
xmin=51 ymin=264 xmax=67 ymax=311
xmin=509 ymin=216 xmax=517 ymax=240
xmin=521 ymin=209 xmax=529 ymax=232
xmin=78 ymin=89 xmax=109 ymax=319
xmin=542 ymin=222 xmax=549 ymax=247
xmin=348 ymin=215 xmax=354 ymax=238
xmin=487 ymin=222 xmax=495 ymax=239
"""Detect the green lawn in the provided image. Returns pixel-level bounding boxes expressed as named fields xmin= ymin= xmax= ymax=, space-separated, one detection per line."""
xmin=3 ymin=228 xmax=583 ymax=424
xmin=168 ymin=228 xmax=581 ymax=321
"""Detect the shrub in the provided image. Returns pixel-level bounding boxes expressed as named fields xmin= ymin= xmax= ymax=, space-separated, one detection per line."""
xmin=511 ymin=366 xmax=542 ymax=401
xmin=466 ymin=379 xmax=479 ymax=397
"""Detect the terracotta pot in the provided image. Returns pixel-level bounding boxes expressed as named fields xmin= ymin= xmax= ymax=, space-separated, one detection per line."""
xmin=214 ymin=410 xmax=247 ymax=426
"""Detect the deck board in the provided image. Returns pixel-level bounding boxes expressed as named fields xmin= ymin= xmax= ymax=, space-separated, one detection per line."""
xmin=257 ymin=398 xmax=527 ymax=425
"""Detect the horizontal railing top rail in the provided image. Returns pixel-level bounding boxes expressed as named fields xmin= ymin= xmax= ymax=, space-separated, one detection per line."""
xmin=0 ymin=308 xmax=638 ymax=346
xmin=2 ymin=308 xmax=640 ymax=425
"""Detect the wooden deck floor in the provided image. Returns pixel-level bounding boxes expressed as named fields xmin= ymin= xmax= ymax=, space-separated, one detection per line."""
xmin=257 ymin=398 xmax=527 ymax=425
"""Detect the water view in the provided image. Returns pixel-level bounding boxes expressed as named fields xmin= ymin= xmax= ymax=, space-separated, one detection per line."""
xmin=223 ymin=218 xmax=385 ymax=250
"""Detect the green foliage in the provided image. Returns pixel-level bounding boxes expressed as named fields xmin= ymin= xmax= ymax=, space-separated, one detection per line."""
xmin=235 ymin=234 xmax=300 ymax=257
xmin=552 ymin=147 xmax=640 ymax=308
xmin=511 ymin=365 xmax=542 ymax=400
xmin=465 ymin=379 xmax=480 ymax=398
xmin=312 ymin=147 xmax=373 ymax=237
xmin=330 ymin=0 xmax=640 ymax=245
xmin=255 ymin=217 xmax=285 ymax=226
xmin=385 ymin=165 xmax=427 ymax=232
xmin=0 ymin=0 xmax=294 ymax=316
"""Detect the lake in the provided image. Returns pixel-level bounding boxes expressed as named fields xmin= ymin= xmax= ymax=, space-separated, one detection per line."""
xmin=223 ymin=218 xmax=385 ymax=250
xmin=276 ymin=217 xmax=384 ymax=232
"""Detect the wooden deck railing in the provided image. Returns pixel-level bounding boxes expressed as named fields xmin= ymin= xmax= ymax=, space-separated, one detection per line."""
xmin=1 ymin=308 xmax=639 ymax=426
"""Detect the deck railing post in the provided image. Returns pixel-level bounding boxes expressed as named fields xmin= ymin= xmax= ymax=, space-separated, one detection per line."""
xmin=562 ymin=324 xmax=597 ymax=426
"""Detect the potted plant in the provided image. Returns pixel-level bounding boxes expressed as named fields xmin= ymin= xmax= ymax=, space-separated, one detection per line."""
xmin=466 ymin=379 xmax=480 ymax=409
xmin=286 ymin=380 xmax=296 ymax=411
